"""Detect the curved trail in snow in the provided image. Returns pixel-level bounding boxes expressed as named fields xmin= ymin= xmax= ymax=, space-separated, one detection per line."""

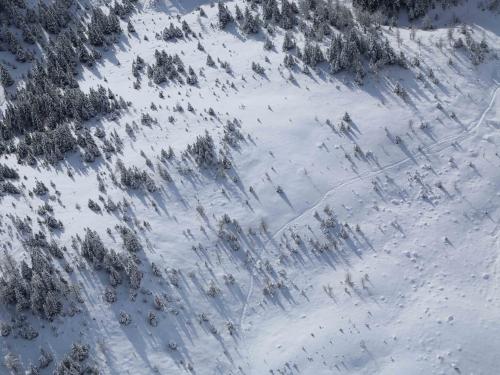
xmin=237 ymin=81 xmax=500 ymax=361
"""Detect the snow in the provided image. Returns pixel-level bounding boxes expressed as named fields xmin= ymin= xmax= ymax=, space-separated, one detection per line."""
xmin=1 ymin=1 xmax=500 ymax=374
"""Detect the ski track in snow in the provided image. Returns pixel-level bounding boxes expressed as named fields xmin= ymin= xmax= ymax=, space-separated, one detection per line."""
xmin=237 ymin=81 xmax=500 ymax=363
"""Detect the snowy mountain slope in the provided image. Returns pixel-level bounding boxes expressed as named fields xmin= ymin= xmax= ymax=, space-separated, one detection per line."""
xmin=242 ymin=84 xmax=500 ymax=374
xmin=0 ymin=0 xmax=499 ymax=374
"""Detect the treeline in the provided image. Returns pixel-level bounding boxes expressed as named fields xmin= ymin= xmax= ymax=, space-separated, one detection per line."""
xmin=218 ymin=0 xmax=406 ymax=77
xmin=352 ymin=0 xmax=461 ymax=19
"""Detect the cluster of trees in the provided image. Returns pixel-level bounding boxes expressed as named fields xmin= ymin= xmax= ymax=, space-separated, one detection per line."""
xmin=325 ymin=29 xmax=405 ymax=74
xmin=146 ymin=49 xmax=188 ymax=85
xmin=352 ymin=0 xmax=456 ymax=19
xmin=222 ymin=119 xmax=244 ymax=148
xmin=0 ymin=245 xmax=78 ymax=320
xmin=216 ymin=0 xmax=406 ymax=78
xmin=116 ymin=159 xmax=157 ymax=192
xmin=3 ymin=74 xmax=119 ymax=134
xmin=37 ymin=0 xmax=73 ymax=35
xmin=251 ymin=61 xmax=266 ymax=74
xmin=117 ymin=226 xmax=142 ymax=253
xmin=174 ymin=124 xmax=238 ymax=172
xmin=6 ymin=342 xmax=97 ymax=374
xmin=81 ymin=228 xmax=143 ymax=290
xmin=239 ymin=6 xmax=261 ymax=34
xmin=219 ymin=0 xmax=299 ymax=30
xmin=293 ymin=2 xmax=405 ymax=75
xmin=16 ymin=124 xmax=74 ymax=165
xmin=162 ymin=22 xmax=184 ymax=41
xmin=218 ymin=1 xmax=234 ymax=29
xmin=0 ymin=0 xmax=135 ymax=163
xmin=263 ymin=0 xmax=300 ymax=29
xmin=186 ymin=130 xmax=218 ymax=167
xmin=218 ymin=0 xmax=356 ymax=33
xmin=87 ymin=7 xmax=122 ymax=46
xmin=217 ymin=214 xmax=242 ymax=251
xmin=0 ymin=163 xmax=19 ymax=181
xmin=1 ymin=314 xmax=39 ymax=341
xmin=78 ymin=128 xmax=104 ymax=163
xmin=53 ymin=342 xmax=99 ymax=375
xmin=12 ymin=96 xmax=123 ymax=165
xmin=460 ymin=27 xmax=490 ymax=65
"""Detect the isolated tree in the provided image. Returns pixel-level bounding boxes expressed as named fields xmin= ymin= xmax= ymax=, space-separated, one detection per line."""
xmin=206 ymin=54 xmax=216 ymax=67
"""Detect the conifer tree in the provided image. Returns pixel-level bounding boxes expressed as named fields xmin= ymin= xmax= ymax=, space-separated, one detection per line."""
xmin=0 ymin=65 xmax=14 ymax=87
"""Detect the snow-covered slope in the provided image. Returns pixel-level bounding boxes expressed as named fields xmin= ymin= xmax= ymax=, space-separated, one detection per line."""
xmin=0 ymin=1 xmax=499 ymax=374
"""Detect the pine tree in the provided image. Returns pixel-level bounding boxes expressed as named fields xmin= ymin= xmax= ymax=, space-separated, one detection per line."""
xmin=118 ymin=226 xmax=142 ymax=253
xmin=242 ymin=7 xmax=260 ymax=34
xmin=282 ymin=31 xmax=295 ymax=51
xmin=218 ymin=1 xmax=233 ymax=29
xmin=263 ymin=0 xmax=280 ymax=21
xmin=81 ymin=229 xmax=107 ymax=263
xmin=206 ymin=54 xmax=216 ymax=67
xmin=125 ymin=256 xmax=142 ymax=289
xmin=235 ymin=4 xmax=243 ymax=20
xmin=127 ymin=20 xmax=135 ymax=33
xmin=264 ymin=37 xmax=274 ymax=50
xmin=0 ymin=64 xmax=14 ymax=87
xmin=43 ymin=291 xmax=62 ymax=319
